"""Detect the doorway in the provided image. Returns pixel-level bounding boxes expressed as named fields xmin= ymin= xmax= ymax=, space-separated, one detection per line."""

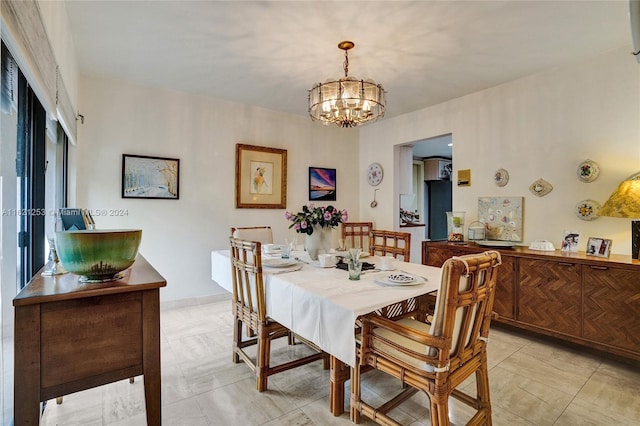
xmin=412 ymin=134 xmax=453 ymax=240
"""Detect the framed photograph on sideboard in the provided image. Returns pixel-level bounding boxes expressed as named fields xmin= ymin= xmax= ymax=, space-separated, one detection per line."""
xmin=586 ymin=237 xmax=612 ymax=258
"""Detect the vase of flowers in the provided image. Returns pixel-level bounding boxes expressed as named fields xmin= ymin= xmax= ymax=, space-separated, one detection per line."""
xmin=285 ymin=204 xmax=348 ymax=260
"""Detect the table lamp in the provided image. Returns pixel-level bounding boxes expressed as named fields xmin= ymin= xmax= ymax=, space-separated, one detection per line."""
xmin=599 ymin=172 xmax=640 ymax=259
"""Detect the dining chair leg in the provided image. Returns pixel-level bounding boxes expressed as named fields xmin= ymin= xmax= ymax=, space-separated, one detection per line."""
xmin=232 ymin=317 xmax=241 ymax=363
xmin=430 ymin=394 xmax=451 ymax=426
xmin=350 ymin=365 xmax=361 ymax=424
xmin=256 ymin=328 xmax=270 ymax=392
xmin=476 ymin=359 xmax=492 ymax=425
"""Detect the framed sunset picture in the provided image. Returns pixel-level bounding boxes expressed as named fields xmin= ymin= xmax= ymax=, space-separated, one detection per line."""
xmin=309 ymin=167 xmax=336 ymax=201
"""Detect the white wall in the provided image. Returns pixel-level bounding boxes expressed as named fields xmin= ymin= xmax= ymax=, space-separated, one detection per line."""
xmin=77 ymin=75 xmax=359 ymax=301
xmin=360 ymin=47 xmax=640 ymax=255
xmin=38 ymin=0 xmax=79 ymax=109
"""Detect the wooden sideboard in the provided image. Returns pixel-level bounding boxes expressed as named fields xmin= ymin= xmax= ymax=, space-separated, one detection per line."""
xmin=13 ymin=255 xmax=166 ymax=425
xmin=422 ymin=241 xmax=640 ymax=363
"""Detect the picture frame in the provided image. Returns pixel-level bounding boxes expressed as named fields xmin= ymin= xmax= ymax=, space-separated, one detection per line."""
xmin=122 ymin=154 xmax=180 ymax=199
xmin=235 ymin=144 xmax=287 ymax=209
xmin=586 ymin=237 xmax=612 ymax=258
xmin=309 ymin=167 xmax=336 ymax=201
xmin=560 ymin=230 xmax=580 ymax=252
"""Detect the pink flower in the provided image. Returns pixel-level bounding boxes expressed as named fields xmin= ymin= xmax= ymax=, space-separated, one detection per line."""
xmin=341 ymin=210 xmax=349 ymax=221
xmin=324 ymin=211 xmax=332 ymax=221
xmin=284 ymin=211 xmax=292 ymax=220
xmin=293 ymin=223 xmax=301 ymax=231
xmin=301 ymin=221 xmax=308 ymax=229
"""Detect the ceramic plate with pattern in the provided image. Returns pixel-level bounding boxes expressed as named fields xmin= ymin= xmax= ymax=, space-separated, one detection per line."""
xmin=387 ymin=273 xmax=416 ymax=284
xmin=577 ymin=160 xmax=600 ymax=183
xmin=575 ymin=199 xmax=601 ymax=221
xmin=529 ymin=178 xmax=553 ymax=197
xmin=494 ymin=168 xmax=509 ymax=187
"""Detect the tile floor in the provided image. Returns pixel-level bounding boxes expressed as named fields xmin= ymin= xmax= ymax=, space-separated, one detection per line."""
xmin=38 ymin=299 xmax=640 ymax=425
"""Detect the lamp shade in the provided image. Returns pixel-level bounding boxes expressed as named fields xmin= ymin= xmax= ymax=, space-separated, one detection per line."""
xmin=599 ymin=173 xmax=640 ymax=218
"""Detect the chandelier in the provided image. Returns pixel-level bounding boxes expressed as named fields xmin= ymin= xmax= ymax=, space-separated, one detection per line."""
xmin=308 ymin=41 xmax=386 ymax=128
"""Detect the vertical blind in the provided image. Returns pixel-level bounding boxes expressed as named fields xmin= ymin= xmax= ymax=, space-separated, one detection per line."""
xmin=1 ymin=0 xmax=77 ymax=144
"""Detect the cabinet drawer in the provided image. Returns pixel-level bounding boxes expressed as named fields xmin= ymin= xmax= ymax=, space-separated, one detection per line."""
xmin=518 ymin=258 xmax=581 ymax=336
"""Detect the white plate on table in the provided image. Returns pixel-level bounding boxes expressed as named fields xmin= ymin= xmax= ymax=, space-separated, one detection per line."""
xmin=374 ymin=273 xmax=425 ymax=287
xmin=309 ymin=261 xmax=336 ymax=268
xmin=263 ymin=258 xmax=298 ymax=268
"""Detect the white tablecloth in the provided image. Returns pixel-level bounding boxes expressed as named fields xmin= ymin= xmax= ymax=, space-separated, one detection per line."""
xmin=211 ymin=250 xmax=441 ymax=366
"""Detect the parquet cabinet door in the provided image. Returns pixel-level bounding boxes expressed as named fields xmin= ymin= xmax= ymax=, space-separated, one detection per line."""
xmin=425 ymin=247 xmax=470 ymax=267
xmin=518 ymin=258 xmax=581 ymax=336
xmin=493 ymin=255 xmax=515 ymax=320
xmin=425 ymin=243 xmax=515 ymax=320
xmin=583 ymin=265 xmax=640 ymax=353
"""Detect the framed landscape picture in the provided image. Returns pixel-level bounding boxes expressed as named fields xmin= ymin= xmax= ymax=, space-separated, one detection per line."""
xmin=309 ymin=167 xmax=336 ymax=201
xmin=235 ymin=144 xmax=287 ymax=209
xmin=122 ymin=154 xmax=180 ymax=199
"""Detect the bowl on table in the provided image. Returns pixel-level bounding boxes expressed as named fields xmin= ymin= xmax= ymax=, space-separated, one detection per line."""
xmin=55 ymin=229 xmax=142 ymax=282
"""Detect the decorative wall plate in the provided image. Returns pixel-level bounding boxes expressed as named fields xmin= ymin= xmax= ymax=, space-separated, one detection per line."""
xmin=575 ymin=199 xmax=601 ymax=221
xmin=494 ymin=168 xmax=509 ymax=187
xmin=367 ymin=162 xmax=384 ymax=186
xmin=577 ymin=159 xmax=600 ymax=183
xmin=529 ymin=178 xmax=553 ymax=197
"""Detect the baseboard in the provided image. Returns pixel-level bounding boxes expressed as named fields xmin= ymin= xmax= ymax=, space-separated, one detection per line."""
xmin=160 ymin=292 xmax=231 ymax=310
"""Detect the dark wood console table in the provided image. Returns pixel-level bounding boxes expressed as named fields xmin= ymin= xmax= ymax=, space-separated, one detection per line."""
xmin=423 ymin=241 xmax=640 ymax=364
xmin=13 ymin=255 xmax=166 ymax=425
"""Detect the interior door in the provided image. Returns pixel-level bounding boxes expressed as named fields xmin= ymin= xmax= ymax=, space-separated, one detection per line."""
xmin=427 ymin=180 xmax=452 ymax=240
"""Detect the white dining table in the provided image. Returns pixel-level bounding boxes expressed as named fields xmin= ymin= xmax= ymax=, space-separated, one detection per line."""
xmin=210 ymin=249 xmax=441 ymax=415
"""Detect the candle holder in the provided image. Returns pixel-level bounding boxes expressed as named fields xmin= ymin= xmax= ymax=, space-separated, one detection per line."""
xmin=41 ymin=238 xmax=67 ymax=276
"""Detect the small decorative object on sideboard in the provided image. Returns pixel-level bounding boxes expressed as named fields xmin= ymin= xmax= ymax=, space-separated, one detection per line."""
xmin=467 ymin=221 xmax=486 ymax=241
xmin=446 ymin=211 xmax=465 ymax=242
xmin=560 ymin=230 xmax=580 ymax=252
xmin=55 ymin=229 xmax=142 ymax=282
xmin=528 ymin=240 xmax=555 ymax=251
xmin=586 ymin=237 xmax=612 ymax=258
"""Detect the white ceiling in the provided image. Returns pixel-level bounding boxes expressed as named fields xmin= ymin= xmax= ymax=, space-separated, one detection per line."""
xmin=65 ymin=0 xmax=633 ymax=121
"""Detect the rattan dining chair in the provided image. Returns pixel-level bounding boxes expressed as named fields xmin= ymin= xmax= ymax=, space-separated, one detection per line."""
xmin=341 ymin=222 xmax=373 ymax=250
xmin=230 ymin=226 xmax=273 ymax=244
xmin=351 ymin=251 xmax=502 ymax=426
xmin=229 ymin=237 xmax=327 ymax=391
xmin=369 ymin=229 xmax=411 ymax=262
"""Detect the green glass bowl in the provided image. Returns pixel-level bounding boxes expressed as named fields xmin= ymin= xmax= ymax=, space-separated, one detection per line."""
xmin=55 ymin=229 xmax=142 ymax=282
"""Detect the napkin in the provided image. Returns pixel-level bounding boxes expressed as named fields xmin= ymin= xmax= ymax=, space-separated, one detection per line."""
xmin=335 ymin=259 xmax=376 ymax=271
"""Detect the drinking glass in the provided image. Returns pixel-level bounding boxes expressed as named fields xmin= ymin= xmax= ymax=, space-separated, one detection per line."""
xmin=280 ymin=243 xmax=291 ymax=259
xmin=348 ymin=260 xmax=362 ymax=280
xmin=348 ymin=247 xmax=362 ymax=263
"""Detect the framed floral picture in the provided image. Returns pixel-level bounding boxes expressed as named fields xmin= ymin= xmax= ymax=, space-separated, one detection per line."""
xmin=122 ymin=154 xmax=180 ymax=199
xmin=235 ymin=144 xmax=287 ymax=209
xmin=309 ymin=167 xmax=336 ymax=201
xmin=586 ymin=237 xmax=612 ymax=258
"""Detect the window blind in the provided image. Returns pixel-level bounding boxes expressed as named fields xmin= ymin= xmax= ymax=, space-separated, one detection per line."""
xmin=1 ymin=0 xmax=77 ymax=144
